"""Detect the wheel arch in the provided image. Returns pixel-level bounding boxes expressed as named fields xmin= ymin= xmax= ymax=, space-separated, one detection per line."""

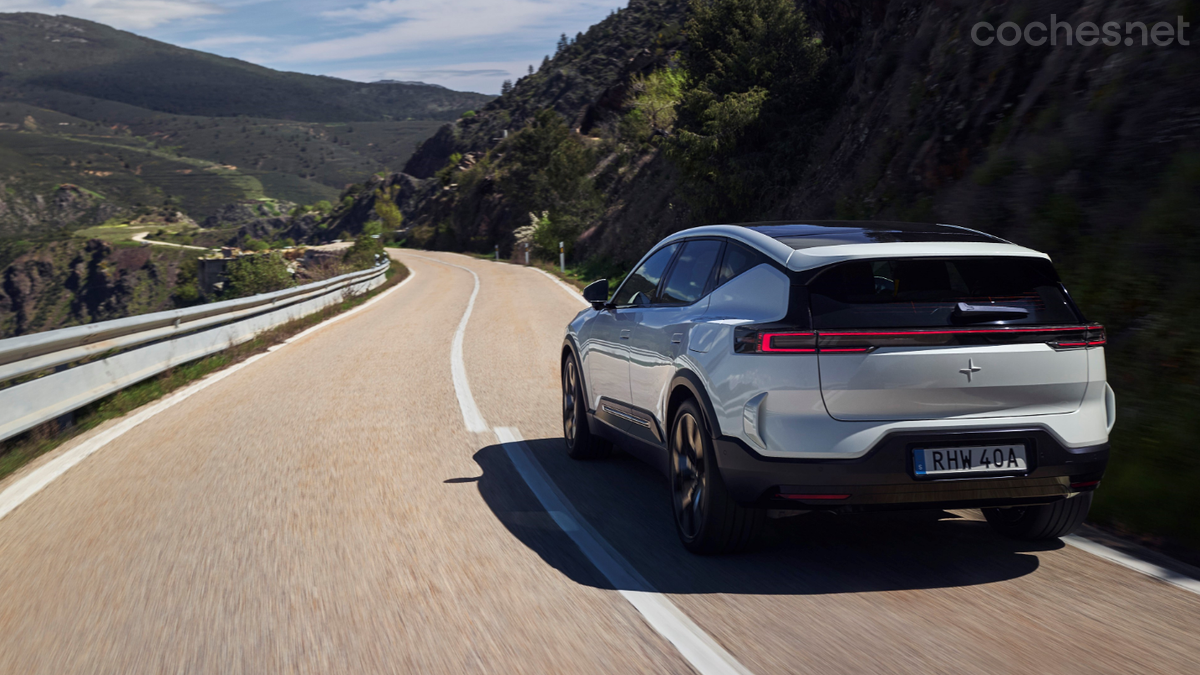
xmin=562 ymin=336 xmax=590 ymax=412
xmin=666 ymin=370 xmax=721 ymax=444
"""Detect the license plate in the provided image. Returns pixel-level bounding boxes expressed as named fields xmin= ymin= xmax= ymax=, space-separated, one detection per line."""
xmin=913 ymin=444 xmax=1027 ymax=477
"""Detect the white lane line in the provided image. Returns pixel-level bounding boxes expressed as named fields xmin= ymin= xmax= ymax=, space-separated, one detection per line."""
xmin=530 ymin=267 xmax=589 ymax=309
xmin=495 ymin=427 xmax=755 ymax=675
xmin=1064 ymin=535 xmax=1200 ymax=597
xmin=402 ymin=253 xmax=489 ymax=432
xmin=0 ymin=264 xmax=417 ymax=523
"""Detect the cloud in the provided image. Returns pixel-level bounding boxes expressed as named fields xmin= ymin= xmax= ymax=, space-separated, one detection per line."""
xmin=187 ymin=33 xmax=273 ymax=49
xmin=329 ymin=60 xmax=533 ymax=94
xmin=271 ymin=0 xmax=608 ymax=63
xmin=0 ymin=0 xmax=225 ymax=29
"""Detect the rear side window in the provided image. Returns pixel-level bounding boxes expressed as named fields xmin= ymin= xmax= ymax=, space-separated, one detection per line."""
xmin=715 ymin=241 xmax=765 ymax=287
xmin=660 ymin=240 xmax=723 ymax=304
xmin=613 ymin=244 xmax=679 ymax=306
xmin=809 ymin=257 xmax=1081 ymax=329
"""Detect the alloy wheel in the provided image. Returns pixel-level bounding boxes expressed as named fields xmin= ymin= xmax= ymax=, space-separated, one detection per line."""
xmin=562 ymin=358 xmax=579 ymax=444
xmin=672 ymin=412 xmax=706 ymax=539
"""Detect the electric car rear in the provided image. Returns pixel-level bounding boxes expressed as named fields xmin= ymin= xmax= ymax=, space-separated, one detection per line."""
xmin=561 ymin=221 xmax=1113 ymax=553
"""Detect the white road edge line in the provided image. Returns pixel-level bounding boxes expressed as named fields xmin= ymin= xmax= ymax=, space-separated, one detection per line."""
xmin=494 ymin=426 xmax=755 ymax=675
xmin=530 ymin=267 xmax=590 ymax=309
xmin=401 ymin=253 xmax=489 ymax=432
xmin=0 ymin=262 xmax=417 ymax=523
xmin=1063 ymin=535 xmax=1200 ymax=596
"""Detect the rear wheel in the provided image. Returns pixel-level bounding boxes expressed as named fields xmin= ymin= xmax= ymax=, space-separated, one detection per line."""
xmin=562 ymin=353 xmax=610 ymax=460
xmin=670 ymin=399 xmax=763 ymax=554
xmin=982 ymin=492 xmax=1093 ymax=540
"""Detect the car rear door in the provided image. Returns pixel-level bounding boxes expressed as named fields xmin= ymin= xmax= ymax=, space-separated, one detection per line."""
xmin=626 ymin=239 xmax=724 ymax=436
xmin=810 ymin=257 xmax=1097 ymax=422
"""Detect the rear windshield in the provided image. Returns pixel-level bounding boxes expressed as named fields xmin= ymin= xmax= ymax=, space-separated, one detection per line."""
xmin=808 ymin=257 xmax=1081 ymax=329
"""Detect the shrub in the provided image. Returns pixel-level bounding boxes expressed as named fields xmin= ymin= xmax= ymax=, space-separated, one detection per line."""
xmin=223 ymin=253 xmax=295 ymax=298
xmin=373 ymin=189 xmax=403 ymax=231
xmin=242 ymin=237 xmax=269 ymax=252
xmin=342 ymin=234 xmax=384 ymax=271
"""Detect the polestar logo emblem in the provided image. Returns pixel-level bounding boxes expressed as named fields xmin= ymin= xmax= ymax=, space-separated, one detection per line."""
xmin=960 ymin=359 xmax=982 ymax=382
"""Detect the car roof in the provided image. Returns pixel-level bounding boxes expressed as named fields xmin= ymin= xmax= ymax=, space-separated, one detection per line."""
xmin=657 ymin=221 xmax=1050 ymax=272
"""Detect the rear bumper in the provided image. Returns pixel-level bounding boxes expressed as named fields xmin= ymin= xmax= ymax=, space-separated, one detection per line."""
xmin=713 ymin=427 xmax=1108 ymax=510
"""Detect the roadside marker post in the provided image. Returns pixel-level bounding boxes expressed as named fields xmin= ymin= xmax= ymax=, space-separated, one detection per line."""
xmin=560 ymin=241 xmax=565 ymax=273
xmin=524 ymin=243 xmax=530 ymax=266
xmin=495 ymin=245 xmax=499 ymax=261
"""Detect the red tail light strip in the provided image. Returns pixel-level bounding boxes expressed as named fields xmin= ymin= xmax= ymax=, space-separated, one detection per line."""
xmin=742 ymin=325 xmax=1105 ymax=354
xmin=777 ymin=493 xmax=851 ymax=501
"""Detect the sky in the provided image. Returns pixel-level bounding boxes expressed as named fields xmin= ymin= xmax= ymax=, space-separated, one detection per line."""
xmin=0 ymin=0 xmax=623 ymax=94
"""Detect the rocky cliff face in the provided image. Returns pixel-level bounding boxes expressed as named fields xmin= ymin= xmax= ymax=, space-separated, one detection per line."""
xmin=0 ymin=238 xmax=192 ymax=337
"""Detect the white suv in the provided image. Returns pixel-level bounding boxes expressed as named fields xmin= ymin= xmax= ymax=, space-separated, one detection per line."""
xmin=561 ymin=221 xmax=1115 ymax=554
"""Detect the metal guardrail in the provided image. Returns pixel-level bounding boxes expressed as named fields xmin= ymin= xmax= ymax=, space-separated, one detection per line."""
xmin=0 ymin=261 xmax=390 ymax=443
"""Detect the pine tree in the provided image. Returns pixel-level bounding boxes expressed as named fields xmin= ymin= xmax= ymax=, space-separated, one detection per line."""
xmin=556 ymin=33 xmax=569 ymax=54
xmin=527 ymin=64 xmax=534 ymax=76
xmin=500 ymin=79 xmax=514 ymax=95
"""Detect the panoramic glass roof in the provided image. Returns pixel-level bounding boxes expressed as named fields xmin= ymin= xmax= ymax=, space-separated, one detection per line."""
xmin=740 ymin=221 xmax=1007 ymax=249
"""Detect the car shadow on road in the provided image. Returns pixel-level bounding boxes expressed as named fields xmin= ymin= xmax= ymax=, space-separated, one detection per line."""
xmin=469 ymin=438 xmax=1058 ymax=596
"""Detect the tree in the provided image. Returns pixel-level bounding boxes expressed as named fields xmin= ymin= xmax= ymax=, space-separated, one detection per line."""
xmin=223 ymin=253 xmax=295 ymax=298
xmin=374 ymin=188 xmax=403 ymax=231
xmin=501 ymin=79 xmax=514 ymax=95
xmin=670 ymin=0 xmax=829 ymax=216
xmin=528 ymin=65 xmax=535 ymax=76
xmin=556 ymin=33 xmax=569 ymax=54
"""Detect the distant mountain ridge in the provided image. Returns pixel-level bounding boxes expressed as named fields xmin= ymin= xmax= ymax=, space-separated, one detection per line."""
xmin=0 ymin=13 xmax=492 ymax=123
xmin=0 ymin=12 xmax=495 ymax=230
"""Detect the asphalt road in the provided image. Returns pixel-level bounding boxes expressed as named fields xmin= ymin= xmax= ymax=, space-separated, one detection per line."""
xmin=0 ymin=250 xmax=1196 ymax=674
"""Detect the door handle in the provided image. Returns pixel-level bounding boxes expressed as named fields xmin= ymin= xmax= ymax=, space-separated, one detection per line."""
xmin=671 ymin=333 xmax=683 ymax=344
xmin=620 ymin=329 xmax=631 ymax=340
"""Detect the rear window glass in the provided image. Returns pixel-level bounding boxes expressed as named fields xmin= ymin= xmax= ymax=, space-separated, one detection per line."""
xmin=809 ymin=258 xmax=1081 ymax=329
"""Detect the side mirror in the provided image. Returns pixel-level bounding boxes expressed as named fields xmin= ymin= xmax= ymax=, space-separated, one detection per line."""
xmin=583 ymin=279 xmax=609 ymax=309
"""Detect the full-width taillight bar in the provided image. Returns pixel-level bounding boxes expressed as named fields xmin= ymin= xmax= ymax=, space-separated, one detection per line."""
xmin=735 ymin=325 xmax=1106 ymax=354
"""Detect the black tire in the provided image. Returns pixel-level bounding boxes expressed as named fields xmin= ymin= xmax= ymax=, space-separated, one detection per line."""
xmin=982 ymin=492 xmax=1093 ymax=540
xmin=670 ymin=399 xmax=763 ymax=554
xmin=562 ymin=352 xmax=610 ymax=460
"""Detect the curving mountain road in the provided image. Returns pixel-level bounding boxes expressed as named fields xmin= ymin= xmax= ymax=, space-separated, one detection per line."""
xmin=0 ymin=250 xmax=1197 ymax=674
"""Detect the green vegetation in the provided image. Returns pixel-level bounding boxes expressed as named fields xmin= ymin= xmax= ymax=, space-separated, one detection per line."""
xmin=493 ymin=111 xmax=600 ymax=259
xmin=373 ymin=187 xmax=404 ymax=232
xmin=222 ymin=252 xmax=295 ymax=298
xmin=1054 ymin=153 xmax=1200 ymax=547
xmin=621 ymin=69 xmax=688 ymax=143
xmin=0 ymin=261 xmax=408 ymax=483
xmin=342 ymin=234 xmax=385 ymax=270
xmin=669 ymin=0 xmax=829 ymax=217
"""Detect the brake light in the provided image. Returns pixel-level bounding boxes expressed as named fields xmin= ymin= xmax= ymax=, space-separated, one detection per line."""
xmin=758 ymin=332 xmax=817 ymax=353
xmin=737 ymin=324 xmax=1106 ymax=353
xmin=1050 ymin=325 xmax=1106 ymax=350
